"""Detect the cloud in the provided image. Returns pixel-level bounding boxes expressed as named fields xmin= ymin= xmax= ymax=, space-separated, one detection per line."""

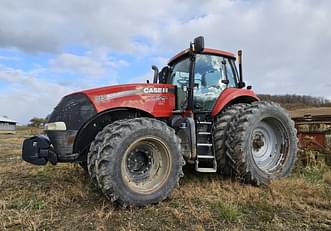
xmin=131 ymin=71 xmax=154 ymax=84
xmin=0 ymin=0 xmax=179 ymax=53
xmin=0 ymin=65 xmax=78 ymax=123
xmin=50 ymin=53 xmax=107 ymax=77
xmin=0 ymin=55 xmax=20 ymax=61
xmin=0 ymin=51 xmax=124 ymax=123
xmin=155 ymin=0 xmax=331 ymax=98
xmin=49 ymin=48 xmax=128 ymax=78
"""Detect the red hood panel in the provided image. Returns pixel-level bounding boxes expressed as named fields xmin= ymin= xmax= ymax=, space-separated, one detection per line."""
xmin=80 ymin=83 xmax=176 ymax=117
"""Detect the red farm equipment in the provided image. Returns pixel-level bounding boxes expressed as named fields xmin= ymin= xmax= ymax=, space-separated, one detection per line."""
xmin=22 ymin=37 xmax=297 ymax=207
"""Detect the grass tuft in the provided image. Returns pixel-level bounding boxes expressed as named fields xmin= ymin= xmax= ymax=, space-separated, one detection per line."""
xmin=300 ymin=166 xmax=325 ymax=184
xmin=323 ymin=171 xmax=331 ymax=185
xmin=210 ymin=202 xmax=240 ymax=223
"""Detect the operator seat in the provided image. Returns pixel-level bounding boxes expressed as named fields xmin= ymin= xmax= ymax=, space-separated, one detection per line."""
xmin=201 ymin=73 xmax=207 ymax=88
xmin=194 ymin=71 xmax=220 ymax=111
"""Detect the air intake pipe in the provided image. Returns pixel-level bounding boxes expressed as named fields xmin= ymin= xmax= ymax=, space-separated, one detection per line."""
xmin=152 ymin=65 xmax=159 ymax=83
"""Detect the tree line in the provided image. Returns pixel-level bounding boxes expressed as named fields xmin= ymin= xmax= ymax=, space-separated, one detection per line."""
xmin=28 ymin=117 xmax=46 ymax=128
xmin=257 ymin=94 xmax=331 ymax=108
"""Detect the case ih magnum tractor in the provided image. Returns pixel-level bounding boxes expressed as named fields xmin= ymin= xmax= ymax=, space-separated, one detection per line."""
xmin=22 ymin=37 xmax=297 ymax=207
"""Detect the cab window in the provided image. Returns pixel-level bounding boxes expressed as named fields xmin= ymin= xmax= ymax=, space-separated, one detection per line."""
xmin=168 ymin=58 xmax=190 ymax=109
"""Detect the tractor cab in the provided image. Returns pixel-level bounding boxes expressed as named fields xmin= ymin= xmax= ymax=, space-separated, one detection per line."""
xmin=153 ymin=36 xmax=244 ymax=114
xmin=167 ymin=50 xmax=239 ymax=112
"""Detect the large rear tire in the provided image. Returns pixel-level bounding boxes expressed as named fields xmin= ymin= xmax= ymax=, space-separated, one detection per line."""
xmin=95 ymin=118 xmax=184 ymax=207
xmin=226 ymin=101 xmax=297 ymax=185
xmin=213 ymin=103 xmax=249 ymax=176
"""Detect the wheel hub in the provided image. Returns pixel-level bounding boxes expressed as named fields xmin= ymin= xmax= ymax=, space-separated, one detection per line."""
xmin=127 ymin=148 xmax=153 ymax=181
xmin=252 ymin=134 xmax=265 ymax=151
xmin=251 ymin=119 xmax=285 ymax=174
xmin=121 ymin=136 xmax=172 ymax=194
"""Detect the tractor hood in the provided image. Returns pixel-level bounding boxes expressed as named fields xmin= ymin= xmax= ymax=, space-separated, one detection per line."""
xmin=47 ymin=83 xmax=176 ymax=131
xmin=80 ymin=83 xmax=176 ymax=117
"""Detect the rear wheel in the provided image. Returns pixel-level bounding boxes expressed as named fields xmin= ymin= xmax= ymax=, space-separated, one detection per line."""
xmin=213 ymin=103 xmax=249 ymax=176
xmin=95 ymin=118 xmax=184 ymax=207
xmin=226 ymin=101 xmax=297 ymax=185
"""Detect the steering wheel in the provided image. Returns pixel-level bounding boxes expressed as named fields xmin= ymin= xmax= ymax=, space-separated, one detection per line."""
xmin=209 ymin=84 xmax=220 ymax=89
xmin=177 ymin=78 xmax=188 ymax=85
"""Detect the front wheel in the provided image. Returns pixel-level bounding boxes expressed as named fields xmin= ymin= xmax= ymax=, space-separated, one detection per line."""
xmin=95 ymin=118 xmax=184 ymax=207
xmin=226 ymin=101 xmax=297 ymax=185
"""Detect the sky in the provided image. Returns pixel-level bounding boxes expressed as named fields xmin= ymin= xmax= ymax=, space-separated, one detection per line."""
xmin=0 ymin=0 xmax=330 ymax=124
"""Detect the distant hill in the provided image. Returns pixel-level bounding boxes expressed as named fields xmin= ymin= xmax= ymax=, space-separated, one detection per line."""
xmin=257 ymin=94 xmax=331 ymax=110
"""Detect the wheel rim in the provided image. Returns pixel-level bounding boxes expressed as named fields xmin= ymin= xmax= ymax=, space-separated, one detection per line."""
xmin=121 ymin=136 xmax=172 ymax=194
xmin=251 ymin=118 xmax=288 ymax=174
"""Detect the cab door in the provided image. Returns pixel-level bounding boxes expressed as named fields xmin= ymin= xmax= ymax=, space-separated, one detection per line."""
xmin=167 ymin=57 xmax=191 ymax=110
xmin=193 ymin=54 xmax=238 ymax=112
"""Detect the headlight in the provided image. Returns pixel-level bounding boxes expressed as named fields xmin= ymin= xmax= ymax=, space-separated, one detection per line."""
xmin=44 ymin=122 xmax=67 ymax=131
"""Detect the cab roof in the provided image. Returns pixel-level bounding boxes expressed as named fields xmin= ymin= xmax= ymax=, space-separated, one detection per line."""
xmin=168 ymin=48 xmax=236 ymax=65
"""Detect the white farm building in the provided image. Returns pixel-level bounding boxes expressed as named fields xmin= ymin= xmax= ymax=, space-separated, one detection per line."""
xmin=0 ymin=116 xmax=17 ymax=134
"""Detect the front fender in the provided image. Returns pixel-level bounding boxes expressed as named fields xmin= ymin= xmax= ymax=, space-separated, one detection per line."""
xmin=211 ymin=88 xmax=259 ymax=117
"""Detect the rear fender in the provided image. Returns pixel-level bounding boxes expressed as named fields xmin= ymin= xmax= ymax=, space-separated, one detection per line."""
xmin=211 ymin=88 xmax=259 ymax=117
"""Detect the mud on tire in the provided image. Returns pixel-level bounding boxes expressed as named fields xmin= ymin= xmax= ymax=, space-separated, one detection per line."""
xmin=225 ymin=101 xmax=297 ymax=185
xmin=87 ymin=128 xmax=112 ymax=185
xmin=213 ymin=103 xmax=249 ymax=176
xmin=88 ymin=121 xmax=143 ymax=186
xmin=95 ymin=117 xmax=184 ymax=207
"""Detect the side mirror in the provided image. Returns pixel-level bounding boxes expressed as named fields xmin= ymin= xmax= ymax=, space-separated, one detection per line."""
xmin=193 ymin=36 xmax=204 ymax=53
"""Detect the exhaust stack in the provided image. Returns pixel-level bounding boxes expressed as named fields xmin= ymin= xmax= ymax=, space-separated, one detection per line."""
xmin=238 ymin=50 xmax=245 ymax=88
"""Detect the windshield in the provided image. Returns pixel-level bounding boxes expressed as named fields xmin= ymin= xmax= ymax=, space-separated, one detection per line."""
xmin=194 ymin=54 xmax=237 ymax=89
xmin=194 ymin=54 xmax=237 ymax=111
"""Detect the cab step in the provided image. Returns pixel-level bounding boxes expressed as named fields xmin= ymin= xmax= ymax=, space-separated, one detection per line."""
xmin=197 ymin=143 xmax=213 ymax=147
xmin=195 ymin=159 xmax=217 ymax=173
xmin=195 ymin=167 xmax=217 ymax=173
xmin=195 ymin=117 xmax=217 ymax=173
xmin=197 ymin=155 xmax=215 ymax=159
xmin=197 ymin=121 xmax=212 ymax=125
xmin=198 ymin=131 xmax=211 ymax=135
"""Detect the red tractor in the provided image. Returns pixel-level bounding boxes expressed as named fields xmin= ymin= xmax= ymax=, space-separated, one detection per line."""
xmin=22 ymin=37 xmax=297 ymax=207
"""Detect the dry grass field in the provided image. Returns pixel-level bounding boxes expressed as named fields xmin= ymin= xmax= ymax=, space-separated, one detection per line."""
xmin=1 ymin=128 xmax=331 ymax=230
xmin=289 ymin=107 xmax=331 ymax=118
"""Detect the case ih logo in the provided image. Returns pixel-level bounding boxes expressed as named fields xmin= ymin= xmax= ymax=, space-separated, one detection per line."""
xmin=95 ymin=88 xmax=171 ymax=103
xmin=143 ymin=87 xmax=169 ymax=94
xmin=95 ymin=89 xmax=139 ymax=102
